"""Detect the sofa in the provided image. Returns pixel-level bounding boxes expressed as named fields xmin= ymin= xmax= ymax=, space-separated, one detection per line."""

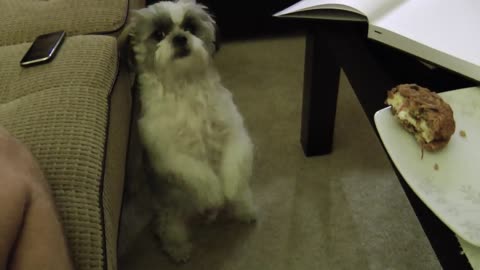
xmin=0 ymin=0 xmax=144 ymax=269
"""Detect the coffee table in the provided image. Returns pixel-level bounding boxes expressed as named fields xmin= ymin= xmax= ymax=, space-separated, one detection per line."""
xmin=299 ymin=19 xmax=477 ymax=269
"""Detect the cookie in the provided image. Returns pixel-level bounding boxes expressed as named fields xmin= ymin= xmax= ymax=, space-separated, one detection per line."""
xmin=386 ymin=84 xmax=455 ymax=151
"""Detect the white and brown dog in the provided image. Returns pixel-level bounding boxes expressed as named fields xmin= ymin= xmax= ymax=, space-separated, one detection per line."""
xmin=128 ymin=0 xmax=257 ymax=263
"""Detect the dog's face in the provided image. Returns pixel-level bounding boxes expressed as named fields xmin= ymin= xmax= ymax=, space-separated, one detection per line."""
xmin=129 ymin=0 xmax=217 ymax=75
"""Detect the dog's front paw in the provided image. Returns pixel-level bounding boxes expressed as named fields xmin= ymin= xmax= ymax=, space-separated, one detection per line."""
xmin=163 ymin=242 xmax=192 ymax=264
xmin=230 ymin=202 xmax=258 ymax=224
xmin=196 ymin=178 xmax=224 ymax=210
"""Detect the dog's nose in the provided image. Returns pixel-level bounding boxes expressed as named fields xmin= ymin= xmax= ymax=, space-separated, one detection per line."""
xmin=172 ymin=35 xmax=187 ymax=47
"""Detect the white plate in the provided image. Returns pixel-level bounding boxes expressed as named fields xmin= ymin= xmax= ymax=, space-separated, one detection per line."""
xmin=374 ymin=86 xmax=480 ymax=246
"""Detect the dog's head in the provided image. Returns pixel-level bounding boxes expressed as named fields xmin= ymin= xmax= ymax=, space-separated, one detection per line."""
xmin=129 ymin=0 xmax=217 ymax=75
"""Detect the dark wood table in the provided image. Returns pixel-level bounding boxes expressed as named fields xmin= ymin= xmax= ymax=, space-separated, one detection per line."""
xmin=300 ymin=20 xmax=477 ymax=270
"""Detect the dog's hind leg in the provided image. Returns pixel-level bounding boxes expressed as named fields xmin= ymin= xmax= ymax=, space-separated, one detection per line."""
xmin=152 ymin=209 xmax=192 ymax=263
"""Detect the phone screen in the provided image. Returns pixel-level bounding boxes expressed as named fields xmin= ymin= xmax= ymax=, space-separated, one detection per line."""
xmin=21 ymin=31 xmax=65 ymax=66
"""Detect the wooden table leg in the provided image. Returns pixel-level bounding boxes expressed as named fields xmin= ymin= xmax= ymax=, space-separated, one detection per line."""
xmin=301 ymin=26 xmax=341 ymax=156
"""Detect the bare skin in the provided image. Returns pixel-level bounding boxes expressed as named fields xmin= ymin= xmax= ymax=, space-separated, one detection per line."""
xmin=0 ymin=126 xmax=74 ymax=270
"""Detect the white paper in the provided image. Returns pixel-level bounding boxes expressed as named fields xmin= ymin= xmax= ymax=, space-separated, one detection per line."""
xmin=274 ymin=0 xmax=405 ymax=19
xmin=372 ymin=0 xmax=480 ymax=68
xmin=275 ymin=0 xmax=480 ymax=81
xmin=274 ymin=0 xmax=369 ymax=17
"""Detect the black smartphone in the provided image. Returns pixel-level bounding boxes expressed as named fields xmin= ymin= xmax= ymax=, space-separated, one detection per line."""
xmin=20 ymin=31 xmax=66 ymax=67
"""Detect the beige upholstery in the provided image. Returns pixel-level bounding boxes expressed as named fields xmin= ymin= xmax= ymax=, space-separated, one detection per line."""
xmin=0 ymin=0 xmax=129 ymax=46
xmin=103 ymin=63 xmax=132 ymax=270
xmin=0 ymin=35 xmax=127 ymax=270
xmin=0 ymin=0 xmax=145 ymax=267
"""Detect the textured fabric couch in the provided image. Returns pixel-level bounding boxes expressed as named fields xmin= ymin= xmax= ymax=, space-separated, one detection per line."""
xmin=0 ymin=0 xmax=144 ymax=269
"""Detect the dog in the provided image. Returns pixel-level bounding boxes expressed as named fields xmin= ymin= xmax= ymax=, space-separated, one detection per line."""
xmin=128 ymin=0 xmax=257 ymax=263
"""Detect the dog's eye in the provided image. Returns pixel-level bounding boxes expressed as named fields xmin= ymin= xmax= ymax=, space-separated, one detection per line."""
xmin=152 ymin=30 xmax=166 ymax=41
xmin=183 ymin=21 xmax=197 ymax=35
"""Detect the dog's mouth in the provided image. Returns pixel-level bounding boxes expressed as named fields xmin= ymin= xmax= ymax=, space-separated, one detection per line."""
xmin=174 ymin=47 xmax=191 ymax=59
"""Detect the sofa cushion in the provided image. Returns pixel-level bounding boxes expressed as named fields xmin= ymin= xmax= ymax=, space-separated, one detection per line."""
xmin=0 ymin=35 xmax=121 ymax=270
xmin=102 ymin=62 xmax=132 ymax=270
xmin=0 ymin=0 xmax=129 ymax=46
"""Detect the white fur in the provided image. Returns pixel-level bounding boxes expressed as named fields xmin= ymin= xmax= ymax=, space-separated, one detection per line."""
xmin=129 ymin=0 xmax=257 ymax=263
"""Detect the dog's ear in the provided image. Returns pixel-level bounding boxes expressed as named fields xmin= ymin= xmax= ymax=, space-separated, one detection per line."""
xmin=118 ymin=10 xmax=142 ymax=73
xmin=202 ymin=8 xmax=220 ymax=53
xmin=213 ymin=22 xmax=221 ymax=53
xmin=125 ymin=10 xmax=143 ymax=38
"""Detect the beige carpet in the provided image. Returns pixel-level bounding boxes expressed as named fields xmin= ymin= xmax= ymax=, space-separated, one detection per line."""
xmin=118 ymin=34 xmax=441 ymax=270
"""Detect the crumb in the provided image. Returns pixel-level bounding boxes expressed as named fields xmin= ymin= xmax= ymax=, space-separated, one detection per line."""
xmin=460 ymin=130 xmax=466 ymax=138
xmin=434 ymin=163 xmax=439 ymax=171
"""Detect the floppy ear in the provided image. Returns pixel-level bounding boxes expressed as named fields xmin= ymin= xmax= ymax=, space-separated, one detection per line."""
xmin=204 ymin=9 xmax=220 ymax=53
xmin=125 ymin=10 xmax=143 ymax=38
xmin=117 ymin=9 xmax=141 ymax=50
xmin=213 ymin=22 xmax=221 ymax=53
xmin=118 ymin=10 xmax=142 ymax=72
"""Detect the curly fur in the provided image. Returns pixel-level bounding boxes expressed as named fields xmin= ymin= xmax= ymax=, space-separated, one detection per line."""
xmin=128 ymin=0 xmax=257 ymax=263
